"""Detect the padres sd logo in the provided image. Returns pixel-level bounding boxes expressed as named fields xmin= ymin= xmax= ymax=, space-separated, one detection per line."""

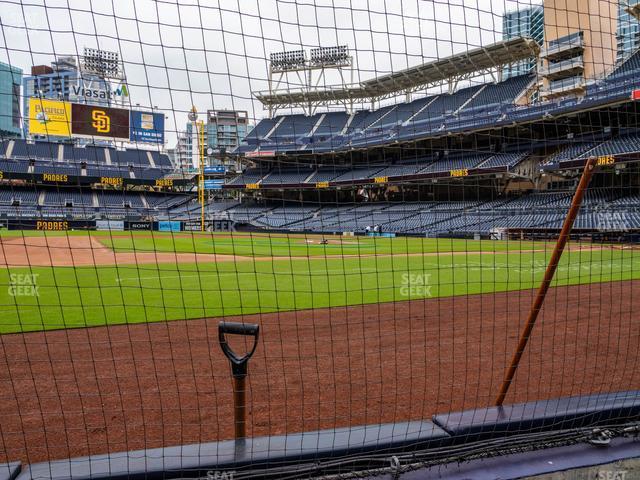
xmin=92 ymin=110 xmax=111 ymax=133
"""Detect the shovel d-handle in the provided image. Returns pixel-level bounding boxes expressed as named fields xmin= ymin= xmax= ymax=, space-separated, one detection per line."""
xmin=218 ymin=321 xmax=260 ymax=377
xmin=218 ymin=321 xmax=260 ymax=440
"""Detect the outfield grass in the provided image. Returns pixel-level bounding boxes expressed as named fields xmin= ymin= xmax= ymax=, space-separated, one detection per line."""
xmin=0 ymin=235 xmax=637 ymax=334
xmin=99 ymin=233 xmax=552 ymax=257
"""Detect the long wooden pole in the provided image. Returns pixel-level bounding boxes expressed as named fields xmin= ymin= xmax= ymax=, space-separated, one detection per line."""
xmin=495 ymin=156 xmax=598 ymax=406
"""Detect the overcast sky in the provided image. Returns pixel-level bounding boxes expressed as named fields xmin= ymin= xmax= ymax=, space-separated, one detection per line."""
xmin=0 ymin=0 xmax=541 ymax=145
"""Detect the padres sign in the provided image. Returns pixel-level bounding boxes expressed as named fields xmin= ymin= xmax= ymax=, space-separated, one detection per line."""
xmin=71 ymin=104 xmax=129 ymax=140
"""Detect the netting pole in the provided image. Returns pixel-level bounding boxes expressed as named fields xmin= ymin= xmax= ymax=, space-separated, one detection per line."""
xmin=495 ymin=156 xmax=598 ymax=407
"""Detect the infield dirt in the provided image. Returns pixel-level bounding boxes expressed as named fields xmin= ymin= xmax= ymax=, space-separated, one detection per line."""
xmin=1 ymin=278 xmax=638 ymax=463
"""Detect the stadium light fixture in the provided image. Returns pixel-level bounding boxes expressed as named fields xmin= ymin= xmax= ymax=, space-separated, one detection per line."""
xmin=82 ymin=47 xmax=122 ymax=79
xmin=269 ymin=50 xmax=307 ymax=72
xmin=309 ymin=45 xmax=351 ymax=67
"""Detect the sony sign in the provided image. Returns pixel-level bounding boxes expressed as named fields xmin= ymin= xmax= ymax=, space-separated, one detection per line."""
xmin=71 ymin=84 xmax=129 ymax=101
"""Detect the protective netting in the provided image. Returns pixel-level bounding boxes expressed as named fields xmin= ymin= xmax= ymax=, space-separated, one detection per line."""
xmin=1 ymin=0 xmax=640 ymax=477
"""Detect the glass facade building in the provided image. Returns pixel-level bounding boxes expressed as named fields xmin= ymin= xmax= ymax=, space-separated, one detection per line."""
xmin=174 ymin=111 xmax=249 ymax=171
xmin=617 ymin=2 xmax=640 ymax=62
xmin=504 ymin=2 xmax=640 ymax=75
xmin=0 ymin=61 xmax=23 ymax=138
xmin=502 ymin=5 xmax=545 ymax=79
xmin=206 ymin=110 xmax=248 ymax=153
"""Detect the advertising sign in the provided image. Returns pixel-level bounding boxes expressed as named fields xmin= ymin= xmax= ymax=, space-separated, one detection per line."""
xmin=71 ymin=84 xmax=129 ymax=102
xmin=8 ymin=220 xmax=95 ymax=231
xmin=158 ymin=221 xmax=182 ymax=232
xmin=71 ymin=104 xmax=130 ymax=140
xmin=130 ymin=110 xmax=165 ymax=144
xmin=182 ymin=221 xmax=204 ymax=232
xmin=29 ymin=99 xmax=71 ymax=137
xmin=126 ymin=221 xmax=152 ymax=231
xmin=204 ymin=165 xmax=226 ymax=174
xmin=204 ymin=179 xmax=224 ymax=190
xmin=96 ymin=220 xmax=125 ymax=231
xmin=183 ymin=220 xmax=234 ymax=232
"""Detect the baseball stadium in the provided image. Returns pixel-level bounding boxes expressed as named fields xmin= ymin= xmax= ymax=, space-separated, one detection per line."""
xmin=1 ymin=0 xmax=640 ymax=479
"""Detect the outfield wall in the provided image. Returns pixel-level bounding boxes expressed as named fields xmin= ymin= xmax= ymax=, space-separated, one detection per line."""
xmin=2 ymin=219 xmax=235 ymax=232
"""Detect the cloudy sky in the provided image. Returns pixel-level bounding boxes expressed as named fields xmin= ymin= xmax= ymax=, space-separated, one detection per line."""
xmin=0 ymin=0 xmax=540 ymax=144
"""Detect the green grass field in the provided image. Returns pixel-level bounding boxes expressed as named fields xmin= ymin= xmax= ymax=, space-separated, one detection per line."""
xmin=0 ymin=231 xmax=637 ymax=334
xmin=99 ymin=233 xmax=549 ymax=257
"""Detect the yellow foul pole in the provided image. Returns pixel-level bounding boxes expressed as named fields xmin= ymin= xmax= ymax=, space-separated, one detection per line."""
xmin=198 ymin=120 xmax=205 ymax=232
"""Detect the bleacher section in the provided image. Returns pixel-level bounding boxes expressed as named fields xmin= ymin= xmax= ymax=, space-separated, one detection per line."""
xmin=223 ymin=188 xmax=640 ymax=236
xmin=1 ymin=140 xmax=173 ymax=182
xmin=0 ymin=139 xmax=201 ymax=223
xmin=544 ymin=131 xmax=640 ymax=168
xmin=229 ymin=128 xmax=640 ymax=189
xmin=238 ymin=48 xmax=640 ymax=155
xmin=0 ymin=187 xmax=191 ymax=221
xmin=225 ymin=150 xmax=530 ymax=187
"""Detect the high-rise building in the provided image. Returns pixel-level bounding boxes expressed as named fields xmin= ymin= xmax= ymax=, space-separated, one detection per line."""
xmin=617 ymin=2 xmax=640 ymax=62
xmin=0 ymin=62 xmax=23 ymax=138
xmin=504 ymin=2 xmax=639 ymax=80
xmin=173 ymin=126 xmax=197 ymax=171
xmin=175 ymin=110 xmax=250 ymax=171
xmin=206 ymin=110 xmax=249 ymax=154
xmin=539 ymin=0 xmax=618 ymax=99
xmin=502 ymin=4 xmax=545 ymax=79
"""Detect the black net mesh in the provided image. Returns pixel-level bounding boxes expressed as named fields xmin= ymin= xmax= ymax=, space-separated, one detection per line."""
xmin=0 ymin=0 xmax=639 ymax=478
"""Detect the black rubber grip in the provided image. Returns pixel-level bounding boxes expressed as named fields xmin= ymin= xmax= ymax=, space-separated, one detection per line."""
xmin=219 ymin=321 xmax=259 ymax=337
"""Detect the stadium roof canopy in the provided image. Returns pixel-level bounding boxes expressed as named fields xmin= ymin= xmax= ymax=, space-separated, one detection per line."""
xmin=254 ymin=37 xmax=540 ymax=113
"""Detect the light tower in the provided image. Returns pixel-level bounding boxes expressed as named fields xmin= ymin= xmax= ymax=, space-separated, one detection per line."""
xmin=188 ymin=106 xmax=206 ymax=232
xmin=267 ymin=45 xmax=353 ymax=116
xmin=80 ymin=48 xmax=127 ymax=108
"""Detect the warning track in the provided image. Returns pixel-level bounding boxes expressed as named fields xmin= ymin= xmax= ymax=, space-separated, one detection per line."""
xmin=0 ymin=235 xmax=605 ymax=267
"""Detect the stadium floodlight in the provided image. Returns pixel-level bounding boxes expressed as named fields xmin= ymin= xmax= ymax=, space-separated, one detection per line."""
xmin=82 ymin=47 xmax=122 ymax=79
xmin=269 ymin=50 xmax=307 ymax=72
xmin=309 ymin=45 xmax=351 ymax=67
